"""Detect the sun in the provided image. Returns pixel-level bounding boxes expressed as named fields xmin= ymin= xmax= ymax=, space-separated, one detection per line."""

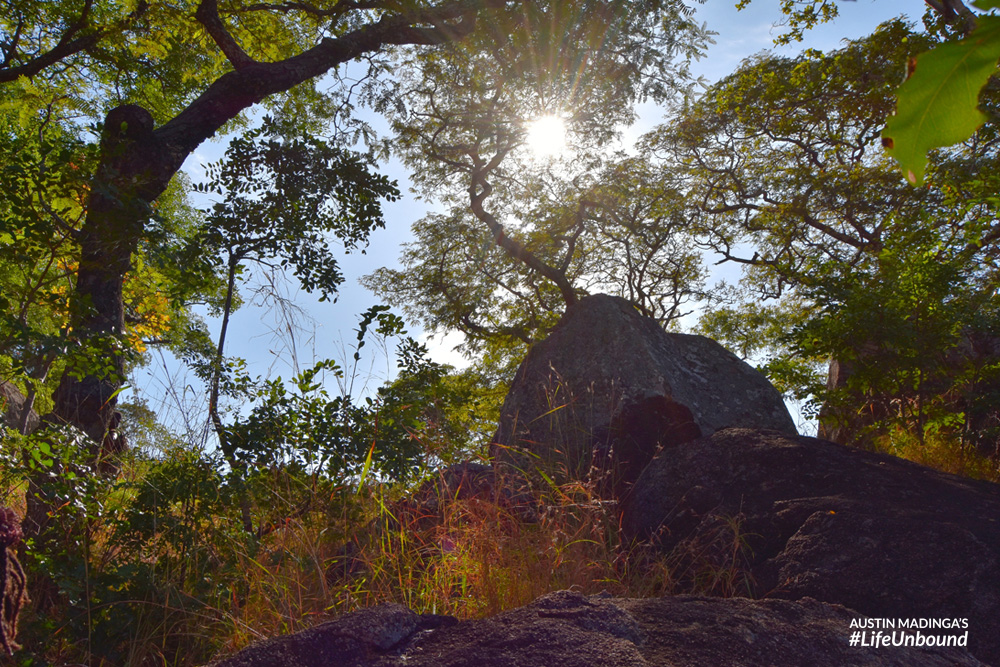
xmin=524 ymin=114 xmax=567 ymax=159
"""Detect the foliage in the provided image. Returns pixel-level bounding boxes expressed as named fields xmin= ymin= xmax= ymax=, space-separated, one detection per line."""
xmin=789 ymin=211 xmax=1000 ymax=446
xmin=9 ymin=3 xmax=694 ymax=658
xmin=5 ymin=359 xmax=743 ymax=665
xmin=0 ymin=83 xmax=223 ymax=430
xmin=188 ymin=118 xmax=400 ymax=304
xmin=881 ymin=420 xmax=1000 ymax=481
xmin=769 ymin=0 xmax=1000 ymax=185
xmin=0 ymin=116 xmax=86 ymax=412
xmin=178 ymin=118 xmax=402 ymax=506
xmin=8 ymin=0 xmax=649 ymax=480
xmin=649 ymin=20 xmax=1000 ymax=453
xmin=0 ymin=300 xmax=503 ymax=664
xmin=741 ymin=0 xmax=842 ymax=46
xmin=224 ymin=306 xmax=473 ymax=484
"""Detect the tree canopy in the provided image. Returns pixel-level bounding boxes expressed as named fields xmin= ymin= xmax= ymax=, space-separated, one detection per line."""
xmin=364 ymin=2 xmax=710 ymax=367
xmin=646 ymin=17 xmax=1000 ymax=448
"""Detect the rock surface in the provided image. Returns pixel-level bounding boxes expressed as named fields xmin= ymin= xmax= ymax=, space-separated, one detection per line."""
xmin=620 ymin=427 xmax=1000 ymax=664
xmin=209 ymin=590 xmax=984 ymax=666
xmin=490 ymin=294 xmax=796 ymax=487
xmin=207 ymin=603 xmax=456 ymax=667
xmin=0 ymin=381 xmax=39 ymax=435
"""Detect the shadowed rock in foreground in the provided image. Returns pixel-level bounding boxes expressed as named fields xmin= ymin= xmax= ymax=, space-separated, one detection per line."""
xmin=620 ymin=427 xmax=1000 ymax=664
xmin=208 ymin=590 xmax=983 ymax=666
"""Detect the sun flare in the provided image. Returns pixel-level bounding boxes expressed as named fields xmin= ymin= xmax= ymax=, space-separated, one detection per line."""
xmin=525 ymin=115 xmax=567 ymax=159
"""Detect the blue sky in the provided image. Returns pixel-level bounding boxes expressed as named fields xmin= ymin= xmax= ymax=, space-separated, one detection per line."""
xmin=693 ymin=0 xmax=917 ymax=81
xmin=132 ymin=0 xmax=919 ymax=438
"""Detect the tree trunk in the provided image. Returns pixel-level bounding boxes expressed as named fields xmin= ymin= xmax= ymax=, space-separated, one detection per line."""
xmin=209 ymin=256 xmax=256 ymax=533
xmin=27 ymin=106 xmax=168 ymax=569
xmin=51 ymin=105 xmax=165 ymax=449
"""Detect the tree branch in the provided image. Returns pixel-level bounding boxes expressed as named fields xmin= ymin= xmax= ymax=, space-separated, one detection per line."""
xmin=0 ymin=16 xmax=25 ymax=69
xmin=468 ymin=163 xmax=578 ymax=307
xmin=196 ymin=0 xmax=257 ymax=70
xmin=0 ymin=0 xmax=103 ymax=83
xmin=925 ymin=0 xmax=978 ymax=36
xmin=239 ymin=0 xmax=370 ymax=17
xmin=154 ymin=0 xmax=509 ymax=191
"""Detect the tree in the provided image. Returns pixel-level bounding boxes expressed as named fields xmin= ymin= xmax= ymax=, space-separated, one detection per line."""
xmin=0 ymin=87 xmax=215 ymax=443
xmin=766 ymin=0 xmax=1000 ymax=184
xmin=0 ymin=112 xmax=90 ymax=430
xmin=648 ymin=19 xmax=1000 ymax=451
xmin=183 ymin=117 xmax=399 ymax=461
xmin=883 ymin=0 xmax=1000 ymax=183
xmin=173 ymin=117 xmax=399 ymax=532
xmin=3 ymin=2 xmax=712 ymax=599
xmin=1 ymin=0 xmax=551 ymax=457
xmin=365 ymin=0 xmax=710 ymax=365
xmin=647 ymin=21 xmax=935 ymax=295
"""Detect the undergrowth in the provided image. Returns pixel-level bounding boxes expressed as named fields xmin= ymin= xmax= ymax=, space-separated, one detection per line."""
xmin=877 ymin=427 xmax=1000 ymax=483
xmin=5 ymin=417 xmax=995 ymax=664
xmin=6 ymin=360 xmax=980 ymax=666
xmin=0 ymin=434 xmax=755 ymax=666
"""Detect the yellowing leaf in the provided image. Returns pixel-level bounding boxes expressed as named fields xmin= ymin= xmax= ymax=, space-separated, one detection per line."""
xmin=883 ymin=16 xmax=1000 ymax=185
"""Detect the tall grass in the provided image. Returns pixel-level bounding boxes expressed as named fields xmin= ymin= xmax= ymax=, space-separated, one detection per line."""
xmin=339 ymin=481 xmax=653 ymax=618
xmin=0 ymin=365 xmax=767 ymax=666
xmin=3 ymin=439 xmax=760 ymax=666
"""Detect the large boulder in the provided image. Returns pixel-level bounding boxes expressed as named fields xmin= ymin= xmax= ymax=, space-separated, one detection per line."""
xmin=490 ymin=294 xmax=795 ymax=488
xmin=209 ymin=590 xmax=983 ymax=666
xmin=620 ymin=427 xmax=1000 ymax=664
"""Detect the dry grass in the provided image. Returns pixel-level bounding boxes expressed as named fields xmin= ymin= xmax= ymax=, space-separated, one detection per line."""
xmin=180 ymin=466 xmax=754 ymax=664
xmin=879 ymin=428 xmax=1000 ymax=482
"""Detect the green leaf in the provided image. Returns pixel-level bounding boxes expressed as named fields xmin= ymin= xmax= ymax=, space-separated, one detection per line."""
xmin=30 ymin=440 xmax=54 ymax=468
xmin=883 ymin=16 xmax=1000 ymax=185
xmin=103 ymin=384 xmax=130 ymax=408
xmin=355 ymin=439 xmax=376 ymax=496
xmin=972 ymin=0 xmax=1000 ymax=10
